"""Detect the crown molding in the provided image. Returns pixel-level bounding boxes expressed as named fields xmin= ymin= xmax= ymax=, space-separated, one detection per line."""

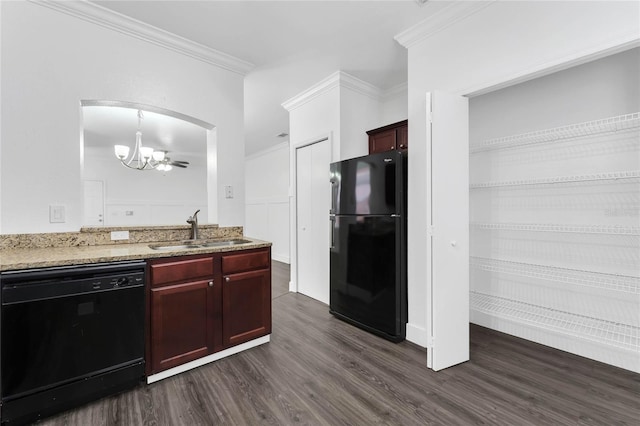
xmin=31 ymin=0 xmax=254 ymax=75
xmin=282 ymin=71 xmax=340 ymax=112
xmin=395 ymin=0 xmax=495 ymax=49
xmin=282 ymin=71 xmax=382 ymax=112
xmin=339 ymin=71 xmax=382 ymax=101
xmin=382 ymin=82 xmax=408 ymax=100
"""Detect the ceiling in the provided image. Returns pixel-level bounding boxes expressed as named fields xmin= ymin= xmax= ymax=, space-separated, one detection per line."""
xmin=90 ymin=1 xmax=446 ymax=155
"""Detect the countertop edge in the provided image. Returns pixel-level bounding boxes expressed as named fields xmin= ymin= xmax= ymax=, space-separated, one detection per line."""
xmin=0 ymin=240 xmax=272 ymax=272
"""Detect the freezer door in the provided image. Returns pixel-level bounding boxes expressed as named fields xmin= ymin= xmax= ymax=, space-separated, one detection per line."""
xmin=329 ymin=215 xmax=405 ymax=339
xmin=330 ymin=151 xmax=404 ymax=216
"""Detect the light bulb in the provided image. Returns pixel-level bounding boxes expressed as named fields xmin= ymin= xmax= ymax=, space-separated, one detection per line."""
xmin=140 ymin=147 xmax=154 ymax=160
xmin=152 ymin=151 xmax=165 ymax=162
xmin=114 ymin=145 xmax=130 ymax=160
xmin=164 ymin=164 xmax=172 ymax=171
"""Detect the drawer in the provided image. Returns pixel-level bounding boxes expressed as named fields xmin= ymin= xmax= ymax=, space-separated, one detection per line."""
xmin=150 ymin=256 xmax=214 ymax=287
xmin=222 ymin=249 xmax=269 ymax=275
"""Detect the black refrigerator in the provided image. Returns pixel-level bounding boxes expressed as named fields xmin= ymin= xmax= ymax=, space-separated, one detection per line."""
xmin=329 ymin=150 xmax=407 ymax=342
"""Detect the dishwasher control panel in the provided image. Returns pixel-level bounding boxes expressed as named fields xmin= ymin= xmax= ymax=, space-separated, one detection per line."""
xmin=90 ymin=272 xmax=144 ymax=290
xmin=1 ymin=261 xmax=146 ymax=305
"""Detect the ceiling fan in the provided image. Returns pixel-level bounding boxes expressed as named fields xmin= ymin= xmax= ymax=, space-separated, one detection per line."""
xmin=114 ymin=110 xmax=193 ymax=172
xmin=156 ymin=151 xmax=189 ymax=171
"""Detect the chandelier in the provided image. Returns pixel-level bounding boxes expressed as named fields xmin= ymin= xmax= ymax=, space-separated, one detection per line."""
xmin=114 ymin=110 xmax=170 ymax=171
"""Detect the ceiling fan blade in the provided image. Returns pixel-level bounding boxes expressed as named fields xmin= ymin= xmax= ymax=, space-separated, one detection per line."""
xmin=170 ymin=162 xmax=188 ymax=168
xmin=172 ymin=160 xmax=190 ymax=164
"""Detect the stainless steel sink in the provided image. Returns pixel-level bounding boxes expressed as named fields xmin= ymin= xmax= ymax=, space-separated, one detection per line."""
xmin=149 ymin=239 xmax=252 ymax=250
xmin=200 ymin=239 xmax=252 ymax=248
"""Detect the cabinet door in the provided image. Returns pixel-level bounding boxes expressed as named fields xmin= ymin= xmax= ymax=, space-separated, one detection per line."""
xmin=397 ymin=124 xmax=408 ymax=151
xmin=150 ymin=280 xmax=214 ymax=373
xmin=222 ymin=269 xmax=271 ymax=347
xmin=369 ymin=128 xmax=397 ymax=154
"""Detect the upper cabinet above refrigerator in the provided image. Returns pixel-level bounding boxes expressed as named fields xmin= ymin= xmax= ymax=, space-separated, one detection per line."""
xmin=367 ymin=120 xmax=408 ymax=154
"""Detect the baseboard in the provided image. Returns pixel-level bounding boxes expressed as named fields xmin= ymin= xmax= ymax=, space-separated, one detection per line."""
xmin=147 ymin=335 xmax=271 ymax=384
xmin=289 ymin=280 xmax=296 ymax=292
xmin=405 ymin=322 xmax=428 ymax=348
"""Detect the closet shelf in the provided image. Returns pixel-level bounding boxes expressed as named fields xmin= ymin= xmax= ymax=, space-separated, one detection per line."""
xmin=469 ymin=170 xmax=640 ymax=189
xmin=470 ymin=223 xmax=640 ymax=236
xmin=469 ymin=256 xmax=640 ymax=294
xmin=470 ymin=292 xmax=639 ymax=351
xmin=470 ymin=112 xmax=640 ymax=153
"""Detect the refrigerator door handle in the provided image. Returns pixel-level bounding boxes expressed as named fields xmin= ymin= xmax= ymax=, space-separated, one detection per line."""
xmin=329 ymin=216 xmax=336 ymax=249
xmin=329 ymin=179 xmax=337 ymax=214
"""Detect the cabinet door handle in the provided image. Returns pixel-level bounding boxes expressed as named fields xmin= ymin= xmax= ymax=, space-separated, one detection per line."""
xmin=208 ymin=281 xmax=214 ymax=287
xmin=225 ymin=276 xmax=230 ymax=282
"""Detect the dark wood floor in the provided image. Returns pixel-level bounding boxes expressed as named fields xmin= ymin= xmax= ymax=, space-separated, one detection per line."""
xmin=41 ymin=261 xmax=639 ymax=425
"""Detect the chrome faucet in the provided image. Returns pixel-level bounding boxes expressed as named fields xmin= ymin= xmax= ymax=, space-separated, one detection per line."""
xmin=186 ymin=209 xmax=200 ymax=240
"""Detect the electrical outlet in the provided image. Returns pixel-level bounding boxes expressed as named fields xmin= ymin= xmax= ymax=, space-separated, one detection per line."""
xmin=110 ymin=231 xmax=130 ymax=241
xmin=225 ymin=185 xmax=234 ymax=199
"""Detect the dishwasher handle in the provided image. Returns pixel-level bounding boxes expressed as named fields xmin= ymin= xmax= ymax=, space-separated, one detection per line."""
xmin=0 ymin=260 xmax=147 ymax=283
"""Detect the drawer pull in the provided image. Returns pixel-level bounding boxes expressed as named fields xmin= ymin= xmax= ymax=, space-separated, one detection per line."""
xmin=208 ymin=281 xmax=214 ymax=287
xmin=225 ymin=276 xmax=230 ymax=282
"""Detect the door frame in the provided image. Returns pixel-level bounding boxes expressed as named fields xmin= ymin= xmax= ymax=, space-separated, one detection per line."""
xmin=289 ymin=133 xmax=334 ymax=295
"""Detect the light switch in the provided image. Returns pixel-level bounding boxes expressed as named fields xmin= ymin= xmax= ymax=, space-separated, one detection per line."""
xmin=225 ymin=185 xmax=234 ymax=199
xmin=49 ymin=205 xmax=66 ymax=223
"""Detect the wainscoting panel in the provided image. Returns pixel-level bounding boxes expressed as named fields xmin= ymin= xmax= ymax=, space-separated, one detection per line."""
xmin=245 ymin=198 xmax=289 ymax=263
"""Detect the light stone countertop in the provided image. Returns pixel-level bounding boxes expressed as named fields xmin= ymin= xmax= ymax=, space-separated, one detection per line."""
xmin=0 ymin=238 xmax=271 ymax=272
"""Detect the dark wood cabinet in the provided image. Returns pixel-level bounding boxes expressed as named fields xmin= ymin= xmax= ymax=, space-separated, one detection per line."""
xmin=221 ymin=251 xmax=271 ymax=347
xmin=150 ymin=279 xmax=215 ymax=373
xmin=147 ymin=248 xmax=271 ymax=375
xmin=367 ymin=120 xmax=408 ymax=154
xmin=148 ymin=255 xmax=217 ymax=374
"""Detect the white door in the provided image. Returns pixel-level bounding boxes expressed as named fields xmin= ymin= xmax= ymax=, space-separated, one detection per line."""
xmin=296 ymin=139 xmax=331 ymax=304
xmin=83 ymin=180 xmax=105 ymax=226
xmin=427 ymin=91 xmax=469 ymax=371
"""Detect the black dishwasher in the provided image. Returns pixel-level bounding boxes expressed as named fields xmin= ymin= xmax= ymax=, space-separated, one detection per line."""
xmin=0 ymin=261 xmax=146 ymax=425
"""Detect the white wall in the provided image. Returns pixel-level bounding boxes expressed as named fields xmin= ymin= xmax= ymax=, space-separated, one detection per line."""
xmin=245 ymin=142 xmax=290 ymax=263
xmin=381 ymin=83 xmax=408 ymax=125
xmin=0 ymin=2 xmax=245 ymax=234
xmin=470 ymin=48 xmax=640 ymax=141
xmin=84 ymin=146 xmax=208 ymax=226
xmin=402 ymin=0 xmax=640 ymax=347
xmin=339 ymin=86 xmax=382 ymax=160
xmin=288 ymin=86 xmax=342 ymax=159
xmin=0 ymin=2 xmax=3 ymax=234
